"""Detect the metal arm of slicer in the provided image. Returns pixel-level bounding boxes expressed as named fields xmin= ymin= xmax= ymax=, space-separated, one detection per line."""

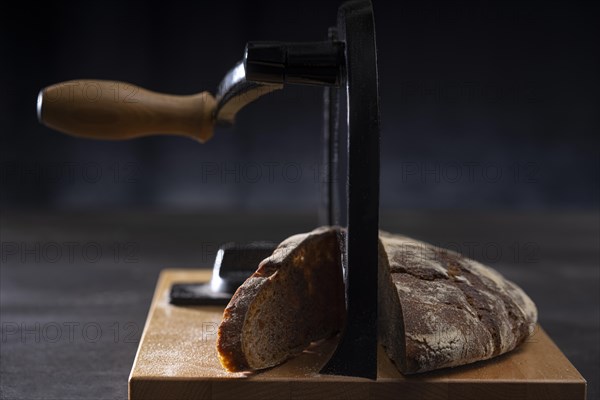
xmin=37 ymin=41 xmax=342 ymax=143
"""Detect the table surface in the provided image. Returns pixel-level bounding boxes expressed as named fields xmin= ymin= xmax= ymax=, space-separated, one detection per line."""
xmin=1 ymin=210 xmax=598 ymax=400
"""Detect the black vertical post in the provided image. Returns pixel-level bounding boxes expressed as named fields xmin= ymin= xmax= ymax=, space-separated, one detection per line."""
xmin=320 ymin=0 xmax=380 ymax=379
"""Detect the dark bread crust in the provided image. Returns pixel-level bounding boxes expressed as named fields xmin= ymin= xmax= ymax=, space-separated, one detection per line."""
xmin=216 ymin=227 xmax=345 ymax=372
xmin=217 ymin=276 xmax=269 ymax=372
xmin=378 ymin=232 xmax=538 ymax=374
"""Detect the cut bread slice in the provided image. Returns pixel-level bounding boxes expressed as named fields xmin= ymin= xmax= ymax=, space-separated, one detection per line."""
xmin=216 ymin=227 xmax=538 ymax=374
xmin=216 ymin=227 xmax=345 ymax=372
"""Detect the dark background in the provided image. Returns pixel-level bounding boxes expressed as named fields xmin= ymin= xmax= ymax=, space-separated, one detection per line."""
xmin=2 ymin=0 xmax=598 ymax=212
xmin=1 ymin=1 xmax=599 ymax=400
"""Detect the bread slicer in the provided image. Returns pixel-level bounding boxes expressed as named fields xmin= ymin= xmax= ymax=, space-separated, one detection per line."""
xmin=37 ymin=0 xmax=380 ymax=379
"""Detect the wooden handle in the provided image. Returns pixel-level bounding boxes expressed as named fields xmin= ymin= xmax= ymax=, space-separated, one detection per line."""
xmin=38 ymin=80 xmax=216 ymax=143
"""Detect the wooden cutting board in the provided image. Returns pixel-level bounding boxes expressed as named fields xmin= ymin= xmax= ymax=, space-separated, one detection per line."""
xmin=128 ymin=269 xmax=586 ymax=400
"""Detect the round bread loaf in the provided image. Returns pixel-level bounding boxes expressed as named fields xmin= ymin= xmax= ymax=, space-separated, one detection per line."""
xmin=378 ymin=231 xmax=538 ymax=374
xmin=217 ymin=227 xmax=538 ymax=374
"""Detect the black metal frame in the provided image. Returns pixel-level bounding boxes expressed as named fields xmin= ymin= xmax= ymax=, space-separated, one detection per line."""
xmin=319 ymin=0 xmax=380 ymax=379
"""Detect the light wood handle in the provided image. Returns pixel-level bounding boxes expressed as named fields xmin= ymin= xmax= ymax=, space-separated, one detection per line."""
xmin=38 ymin=80 xmax=216 ymax=143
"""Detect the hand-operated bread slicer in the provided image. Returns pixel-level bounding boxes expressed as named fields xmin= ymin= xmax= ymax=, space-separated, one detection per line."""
xmin=37 ymin=2 xmax=589 ymax=398
xmin=38 ymin=0 xmax=381 ymax=379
